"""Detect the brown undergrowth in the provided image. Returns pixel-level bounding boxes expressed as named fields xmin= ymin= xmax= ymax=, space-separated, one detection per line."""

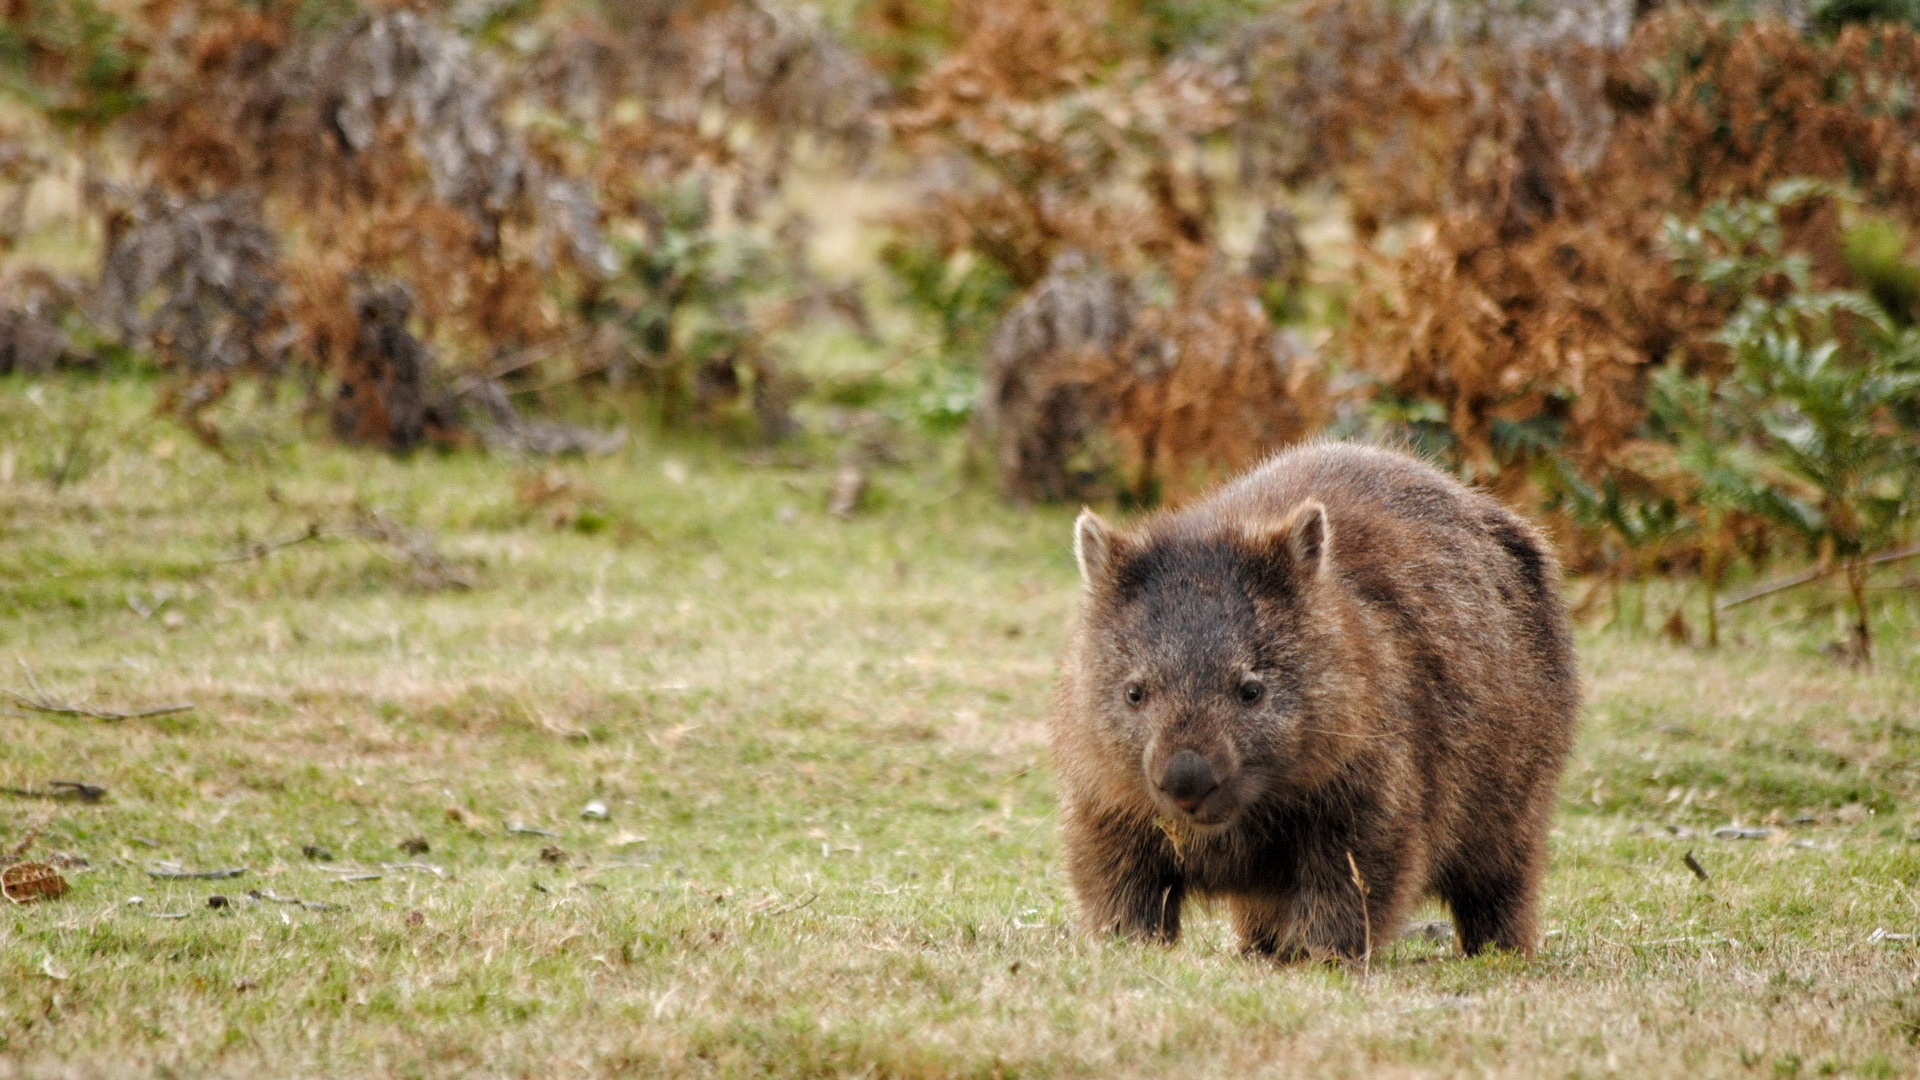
xmin=893 ymin=0 xmax=1329 ymax=502
xmin=2 ymin=0 xmax=880 ymax=449
xmin=1245 ymin=3 xmax=1920 ymax=505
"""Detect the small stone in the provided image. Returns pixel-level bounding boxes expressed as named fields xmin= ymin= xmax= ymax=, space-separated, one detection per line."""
xmin=207 ymin=895 xmax=230 ymax=909
xmin=581 ymin=801 xmax=609 ymax=821
xmin=1402 ymin=919 xmax=1454 ymax=944
xmin=827 ymin=466 xmax=867 ymax=518
xmin=398 ymin=836 xmax=430 ymax=855
xmin=539 ymin=846 xmax=569 ymax=864
xmin=302 ymin=844 xmax=333 ymax=861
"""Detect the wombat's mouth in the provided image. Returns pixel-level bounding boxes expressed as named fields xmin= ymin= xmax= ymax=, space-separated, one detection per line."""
xmin=1178 ymin=807 xmax=1237 ymax=830
xmin=1152 ymin=787 xmax=1241 ymax=830
xmin=1154 ymin=805 xmax=1238 ymax=846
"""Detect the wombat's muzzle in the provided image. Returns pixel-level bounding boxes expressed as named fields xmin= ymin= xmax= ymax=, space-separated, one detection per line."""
xmin=1155 ymin=749 xmax=1223 ymax=817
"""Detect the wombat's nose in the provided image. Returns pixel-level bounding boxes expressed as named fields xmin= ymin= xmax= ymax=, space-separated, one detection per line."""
xmin=1157 ymin=750 xmax=1220 ymax=814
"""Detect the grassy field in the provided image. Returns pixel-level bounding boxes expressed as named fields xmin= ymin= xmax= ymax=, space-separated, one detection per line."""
xmin=3 ymin=377 xmax=1920 ymax=1079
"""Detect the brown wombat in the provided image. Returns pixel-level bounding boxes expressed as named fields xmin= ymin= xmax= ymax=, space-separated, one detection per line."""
xmin=1051 ymin=442 xmax=1578 ymax=960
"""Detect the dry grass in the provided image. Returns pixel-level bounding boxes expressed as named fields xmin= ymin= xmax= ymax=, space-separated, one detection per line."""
xmin=3 ymin=379 xmax=1920 ymax=1079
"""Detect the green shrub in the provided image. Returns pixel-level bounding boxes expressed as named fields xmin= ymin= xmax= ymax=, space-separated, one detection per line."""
xmin=1657 ymin=183 xmax=1920 ymax=662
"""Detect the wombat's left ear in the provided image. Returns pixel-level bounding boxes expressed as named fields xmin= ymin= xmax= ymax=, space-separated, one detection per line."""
xmin=1074 ymin=508 xmax=1124 ymax=587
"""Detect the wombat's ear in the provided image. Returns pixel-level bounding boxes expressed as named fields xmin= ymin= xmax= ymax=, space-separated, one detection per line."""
xmin=1282 ymin=500 xmax=1331 ymax=573
xmin=1074 ymin=508 xmax=1123 ymax=587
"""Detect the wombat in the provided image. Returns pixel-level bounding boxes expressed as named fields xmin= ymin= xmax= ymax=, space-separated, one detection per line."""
xmin=1051 ymin=442 xmax=1578 ymax=960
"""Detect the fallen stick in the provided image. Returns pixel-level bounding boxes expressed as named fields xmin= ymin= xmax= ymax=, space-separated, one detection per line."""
xmin=0 ymin=781 xmax=106 ymax=803
xmin=4 ymin=662 xmax=194 ymax=722
xmin=1718 ymin=545 xmax=1920 ymax=611
xmin=147 ymin=865 xmax=247 ymax=881
xmin=209 ymin=522 xmax=327 ymax=564
xmin=4 ymin=693 xmax=193 ymax=721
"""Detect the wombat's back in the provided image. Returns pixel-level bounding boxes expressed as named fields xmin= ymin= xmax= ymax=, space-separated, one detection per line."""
xmin=1192 ymin=442 xmax=1570 ymax=674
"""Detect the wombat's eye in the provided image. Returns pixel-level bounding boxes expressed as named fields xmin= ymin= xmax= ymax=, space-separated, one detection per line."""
xmin=1236 ymin=678 xmax=1264 ymax=705
xmin=1124 ymin=683 xmax=1146 ymax=707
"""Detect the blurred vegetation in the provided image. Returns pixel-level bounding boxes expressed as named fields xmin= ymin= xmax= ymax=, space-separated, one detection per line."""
xmin=2 ymin=0 xmax=1918 ymax=657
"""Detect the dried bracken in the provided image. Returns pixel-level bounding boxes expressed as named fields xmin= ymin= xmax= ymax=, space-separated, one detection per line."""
xmin=899 ymin=0 xmax=1322 ymax=502
xmin=0 ymin=0 xmax=880 ymax=446
xmin=601 ymin=0 xmax=884 ymax=145
xmin=981 ymin=253 xmax=1134 ymax=502
xmin=1101 ymin=268 xmax=1327 ymax=503
xmin=982 ymin=252 xmax=1327 ymax=503
xmin=1235 ymin=1 xmax=1920 ymax=509
xmin=891 ymin=0 xmax=1241 ymax=287
xmin=93 ymin=187 xmax=287 ymax=443
xmin=0 ymin=266 xmax=84 ymax=375
xmin=99 ymin=2 xmax=610 ymax=438
xmin=139 ymin=3 xmax=608 ymax=267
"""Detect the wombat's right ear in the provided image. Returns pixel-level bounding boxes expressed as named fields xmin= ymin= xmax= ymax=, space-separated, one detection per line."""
xmin=1074 ymin=508 xmax=1122 ymax=588
xmin=1245 ymin=500 xmax=1332 ymax=579
xmin=1283 ymin=500 xmax=1330 ymax=572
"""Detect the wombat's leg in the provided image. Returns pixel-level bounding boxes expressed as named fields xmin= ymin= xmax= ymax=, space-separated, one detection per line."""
xmin=1437 ymin=857 xmax=1538 ymax=957
xmin=1062 ymin=812 xmax=1184 ymax=942
xmin=1292 ymin=844 xmax=1412 ymax=962
xmin=1230 ymin=894 xmax=1307 ymax=963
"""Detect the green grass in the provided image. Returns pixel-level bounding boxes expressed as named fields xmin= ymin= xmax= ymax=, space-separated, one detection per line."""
xmin=4 ymin=377 xmax=1920 ymax=1079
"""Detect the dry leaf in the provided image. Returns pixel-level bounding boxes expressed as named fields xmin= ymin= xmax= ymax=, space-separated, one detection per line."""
xmin=2 ymin=862 xmax=70 ymax=904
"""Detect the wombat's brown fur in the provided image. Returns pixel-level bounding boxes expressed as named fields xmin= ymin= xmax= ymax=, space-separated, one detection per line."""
xmin=1051 ymin=442 xmax=1578 ymax=960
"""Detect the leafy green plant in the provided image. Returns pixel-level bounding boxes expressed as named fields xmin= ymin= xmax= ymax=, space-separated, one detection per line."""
xmin=1842 ymin=216 xmax=1920 ymax=326
xmin=1543 ymin=455 xmax=1690 ymax=635
xmin=1658 ymin=183 xmax=1920 ymax=662
xmin=879 ymin=237 xmax=1018 ymax=369
xmin=1639 ymin=365 xmax=1786 ymax=646
xmin=874 ymin=238 xmax=1021 ymax=435
xmin=0 ymin=0 xmax=146 ymax=137
xmin=589 ymin=176 xmax=791 ymax=436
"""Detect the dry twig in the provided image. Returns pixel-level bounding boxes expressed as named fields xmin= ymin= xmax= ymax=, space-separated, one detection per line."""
xmin=0 ymin=781 xmax=107 ymax=803
xmin=146 ymin=864 xmax=247 ymax=881
xmin=1719 ymin=546 xmax=1920 ymax=611
xmin=7 ymin=810 xmax=52 ymax=861
xmin=1683 ymin=850 xmax=1710 ymax=882
xmin=4 ymin=663 xmax=192 ymax=722
xmin=211 ymin=523 xmax=328 ymax=564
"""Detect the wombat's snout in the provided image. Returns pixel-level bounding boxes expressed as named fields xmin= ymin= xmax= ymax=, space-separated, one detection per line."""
xmin=1156 ymin=750 xmax=1222 ymax=816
